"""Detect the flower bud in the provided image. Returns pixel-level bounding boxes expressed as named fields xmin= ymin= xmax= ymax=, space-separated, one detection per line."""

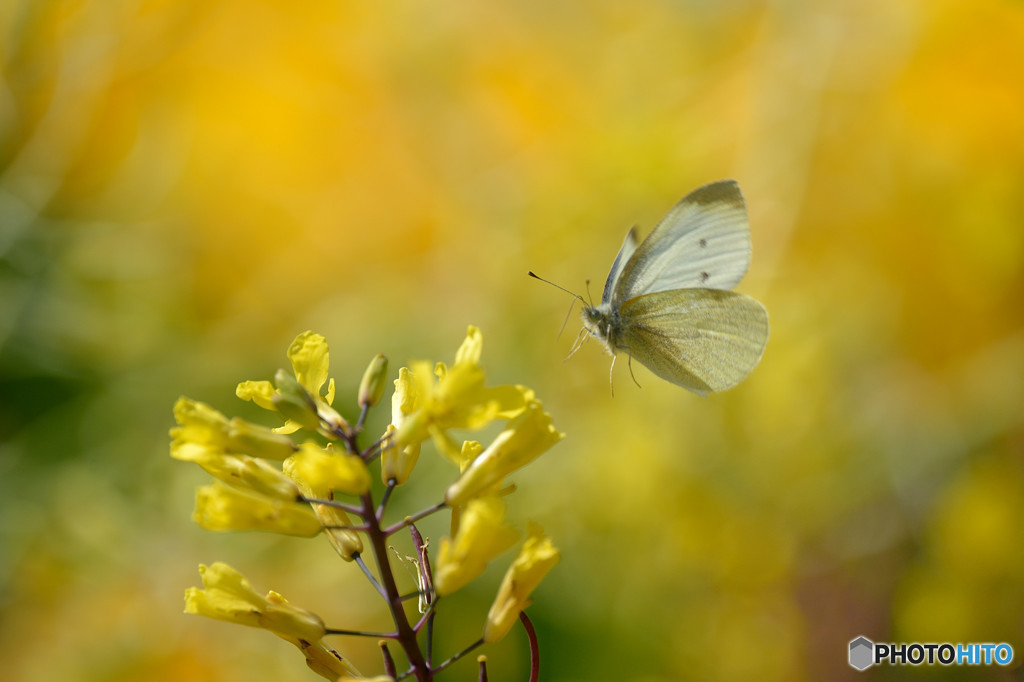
xmin=358 ymin=354 xmax=389 ymax=408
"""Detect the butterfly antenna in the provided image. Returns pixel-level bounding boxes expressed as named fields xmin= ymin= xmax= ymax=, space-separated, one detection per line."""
xmin=528 ymin=271 xmax=586 ymax=340
xmin=556 ymin=301 xmax=576 ymax=341
xmin=528 ymin=271 xmax=584 ymax=300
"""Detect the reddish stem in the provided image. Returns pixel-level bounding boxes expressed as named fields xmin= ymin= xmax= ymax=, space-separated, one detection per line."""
xmin=520 ymin=611 xmax=540 ymax=682
xmin=361 ymin=492 xmax=431 ymax=681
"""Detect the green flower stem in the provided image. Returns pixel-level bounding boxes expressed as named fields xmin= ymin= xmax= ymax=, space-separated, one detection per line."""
xmin=355 ymin=402 xmax=371 ymax=433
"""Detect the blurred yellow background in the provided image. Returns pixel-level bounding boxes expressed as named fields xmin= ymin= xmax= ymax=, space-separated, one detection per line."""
xmin=2 ymin=0 xmax=1023 ymax=680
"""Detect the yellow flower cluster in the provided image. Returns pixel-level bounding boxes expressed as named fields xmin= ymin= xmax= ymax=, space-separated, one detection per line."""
xmin=171 ymin=326 xmax=562 ymax=680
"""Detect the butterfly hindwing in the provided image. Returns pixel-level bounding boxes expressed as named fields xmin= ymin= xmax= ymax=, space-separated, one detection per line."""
xmin=615 ymin=288 xmax=768 ymax=394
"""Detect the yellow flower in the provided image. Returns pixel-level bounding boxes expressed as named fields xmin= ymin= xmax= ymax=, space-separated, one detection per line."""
xmin=394 ymin=327 xmax=534 ymax=452
xmin=236 ymin=331 xmax=346 ymax=434
xmin=284 ymin=442 xmax=371 ymax=498
xmin=277 ymin=452 xmax=364 ymax=560
xmin=288 ymin=331 xmax=336 ymax=403
xmin=235 ymin=379 xmax=276 ymax=410
xmin=170 ymin=397 xmax=296 ymax=461
xmin=445 ymin=401 xmax=563 ymax=507
xmin=188 ymin=452 xmax=301 ymax=501
xmin=390 ymin=366 xmax=419 ymax=431
xmin=193 ymin=481 xmax=322 ymax=536
xmin=456 ymin=440 xmax=483 ymax=472
xmin=381 ymin=368 xmax=423 ymax=484
xmin=434 ymin=496 xmax=519 ymax=596
xmin=483 ymin=523 xmax=560 ymax=643
xmin=184 ymin=562 xmax=326 ymax=642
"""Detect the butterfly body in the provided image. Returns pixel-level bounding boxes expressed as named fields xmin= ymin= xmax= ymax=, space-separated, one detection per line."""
xmin=581 ymin=180 xmax=769 ymax=395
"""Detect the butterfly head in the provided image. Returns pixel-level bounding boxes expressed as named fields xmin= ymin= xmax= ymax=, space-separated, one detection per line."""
xmin=581 ymin=303 xmax=616 ymax=346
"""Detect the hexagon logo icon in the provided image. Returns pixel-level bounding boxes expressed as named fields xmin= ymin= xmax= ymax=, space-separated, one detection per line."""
xmin=849 ymin=636 xmax=874 ymax=670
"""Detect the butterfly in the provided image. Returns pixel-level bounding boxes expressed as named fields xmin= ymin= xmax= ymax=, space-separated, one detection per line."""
xmin=553 ymin=179 xmax=769 ymax=394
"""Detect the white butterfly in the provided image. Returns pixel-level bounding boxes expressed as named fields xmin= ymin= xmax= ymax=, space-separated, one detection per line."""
xmin=578 ymin=179 xmax=769 ymax=394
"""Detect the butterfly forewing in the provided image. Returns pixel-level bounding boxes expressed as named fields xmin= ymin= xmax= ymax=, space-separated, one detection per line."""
xmin=616 ymin=289 xmax=768 ymax=394
xmin=613 ymin=180 xmax=752 ymax=306
xmin=601 ymin=227 xmax=638 ymax=304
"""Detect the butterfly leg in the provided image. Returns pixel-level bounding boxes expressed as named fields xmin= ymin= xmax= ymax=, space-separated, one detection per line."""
xmin=608 ymin=353 xmax=616 ymax=398
xmin=563 ymin=327 xmax=589 ymax=363
xmin=626 ymin=351 xmax=642 ymax=389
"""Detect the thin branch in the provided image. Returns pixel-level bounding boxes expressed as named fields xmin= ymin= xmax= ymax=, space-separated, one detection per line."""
xmin=399 ymin=590 xmax=428 ymax=603
xmin=324 ymin=627 xmax=396 ymax=638
xmin=425 ymin=611 xmax=435 ymax=668
xmin=361 ymin=430 xmax=392 ymax=462
xmin=429 ymin=637 xmax=484 ymax=675
xmin=412 ymin=600 xmax=437 ymax=633
xmin=382 ymin=501 xmax=447 ymax=536
xmin=321 ymin=521 xmax=370 ymax=532
xmin=299 ymin=495 xmax=364 ymax=516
